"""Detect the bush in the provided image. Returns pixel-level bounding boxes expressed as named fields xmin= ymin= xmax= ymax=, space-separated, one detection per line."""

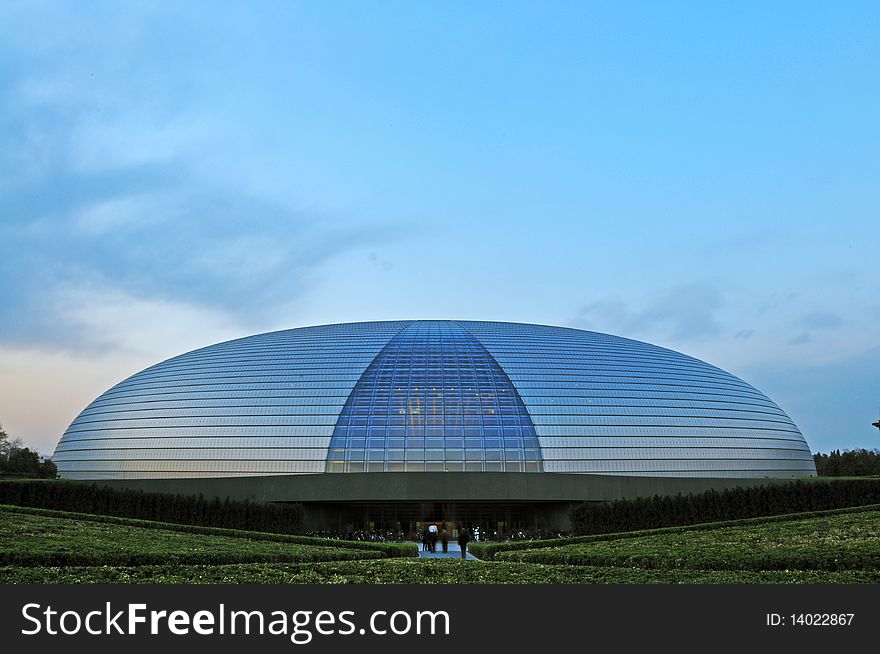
xmin=471 ymin=503 xmax=880 ymax=560
xmin=0 ymin=479 xmax=304 ymax=534
xmin=569 ymin=478 xmax=880 ymax=535
xmin=0 ymin=507 xmax=382 ymax=567
xmin=0 ymin=505 xmax=417 ymax=558
xmin=498 ymin=508 xmax=880 ymax=571
xmin=4 ymin=560 xmax=880 ymax=584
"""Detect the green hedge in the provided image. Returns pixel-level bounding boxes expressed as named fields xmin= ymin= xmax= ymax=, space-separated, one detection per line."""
xmin=570 ymin=478 xmax=880 ymax=535
xmin=497 ymin=508 xmax=880 ymax=571
xmin=0 ymin=507 xmax=381 ymax=567
xmin=0 ymin=505 xmax=417 ymax=558
xmin=0 ymin=479 xmax=303 ymax=534
xmin=469 ymin=503 xmax=880 ymax=560
xmin=4 ymin=560 xmax=880 ymax=584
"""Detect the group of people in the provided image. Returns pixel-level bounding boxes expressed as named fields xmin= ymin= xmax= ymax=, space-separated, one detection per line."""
xmin=420 ymin=524 xmax=472 ymax=558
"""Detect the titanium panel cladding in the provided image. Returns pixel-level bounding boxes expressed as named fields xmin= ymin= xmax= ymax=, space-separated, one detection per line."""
xmin=54 ymin=320 xmax=816 ymax=479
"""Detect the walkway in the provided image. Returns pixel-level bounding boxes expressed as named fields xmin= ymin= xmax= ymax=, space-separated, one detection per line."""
xmin=416 ymin=541 xmax=478 ymax=560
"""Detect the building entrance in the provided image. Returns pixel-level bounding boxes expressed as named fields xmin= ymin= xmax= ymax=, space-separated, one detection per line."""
xmin=304 ymin=501 xmax=567 ymax=540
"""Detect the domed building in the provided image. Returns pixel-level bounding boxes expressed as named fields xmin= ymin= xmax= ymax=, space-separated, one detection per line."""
xmin=54 ymin=320 xmax=816 ymax=531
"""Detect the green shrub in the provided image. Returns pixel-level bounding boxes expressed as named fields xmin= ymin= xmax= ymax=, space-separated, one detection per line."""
xmin=471 ymin=503 xmax=880 ymax=560
xmin=0 ymin=505 xmax=417 ymax=558
xmin=0 ymin=479 xmax=304 ymax=534
xmin=4 ymin=560 xmax=880 ymax=584
xmin=570 ymin=478 xmax=880 ymax=535
xmin=0 ymin=508 xmax=383 ymax=567
xmin=498 ymin=509 xmax=880 ymax=571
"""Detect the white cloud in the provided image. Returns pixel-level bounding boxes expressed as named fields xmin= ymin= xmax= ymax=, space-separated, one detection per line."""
xmin=55 ymin=285 xmax=250 ymax=357
xmin=72 ymin=192 xmax=176 ymax=235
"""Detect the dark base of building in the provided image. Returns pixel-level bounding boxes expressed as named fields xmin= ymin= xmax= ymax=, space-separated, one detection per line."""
xmin=302 ymin=500 xmax=574 ymax=537
xmin=92 ymin=471 xmax=800 ymax=533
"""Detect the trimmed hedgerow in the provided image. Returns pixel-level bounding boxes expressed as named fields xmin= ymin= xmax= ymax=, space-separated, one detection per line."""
xmin=0 ymin=479 xmax=304 ymax=534
xmin=497 ymin=509 xmax=880 ymax=571
xmin=469 ymin=503 xmax=880 ymax=560
xmin=4 ymin=560 xmax=880 ymax=584
xmin=0 ymin=505 xmax=417 ymax=558
xmin=569 ymin=478 xmax=880 ymax=536
xmin=0 ymin=508 xmax=383 ymax=567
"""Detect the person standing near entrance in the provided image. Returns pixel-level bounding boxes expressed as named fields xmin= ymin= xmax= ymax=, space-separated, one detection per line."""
xmin=457 ymin=526 xmax=471 ymax=559
xmin=440 ymin=526 xmax=449 ymax=553
xmin=428 ymin=523 xmax=438 ymax=552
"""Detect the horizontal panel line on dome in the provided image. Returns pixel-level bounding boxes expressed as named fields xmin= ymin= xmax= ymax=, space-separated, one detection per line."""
xmin=470 ymin=342 xmax=713 ymax=358
xmin=94 ymin=383 xmax=364 ymax=400
xmin=64 ymin=420 xmax=340 ymax=434
xmin=525 ymin=406 xmax=789 ymax=419
xmin=56 ymin=437 xmax=331 ymax=448
xmin=106 ymin=376 xmax=367 ymax=393
xmin=53 ymin=445 xmax=330 ymax=453
xmin=85 ymin=391 xmax=353 ymax=409
xmin=522 ymin=397 xmax=785 ymax=410
xmin=508 ymin=377 xmax=767 ymax=394
xmin=506 ymin=375 xmax=760 ymax=394
xmin=60 ymin=427 xmax=336 ymax=438
xmin=539 ymin=448 xmax=814 ymax=459
xmin=519 ymin=395 xmax=782 ymax=411
xmin=74 ymin=407 xmax=347 ymax=421
xmin=55 ymin=466 xmax=327 ymax=474
xmin=529 ymin=421 xmax=797 ymax=432
xmin=53 ymin=450 xmax=330 ymax=461
xmin=114 ymin=368 xmax=380 ymax=386
xmin=514 ymin=385 xmax=771 ymax=401
xmin=57 ymin=472 xmax=320 ymax=479
xmin=56 ymin=465 xmax=326 ymax=473
xmin=159 ymin=332 xmax=403 ymax=350
xmin=71 ymin=409 xmax=345 ymax=424
xmin=525 ymin=410 xmax=795 ymax=423
xmin=117 ymin=368 xmax=384 ymax=386
xmin=117 ymin=362 xmax=378 ymax=386
xmin=143 ymin=351 xmax=387 ymax=364
xmin=67 ymin=419 xmax=341 ymax=430
xmin=511 ymin=380 xmax=768 ymax=394
xmin=56 ymin=458 xmax=329 ymax=468
xmin=541 ymin=460 xmax=816 ymax=470
xmin=479 ymin=354 xmax=735 ymax=369
xmin=154 ymin=341 xmax=403 ymax=356
xmin=534 ymin=426 xmax=802 ymax=437
xmin=71 ymin=406 xmax=795 ymax=427
xmin=494 ymin=361 xmax=746 ymax=379
xmin=536 ymin=436 xmax=811 ymax=448
xmin=77 ymin=401 xmax=350 ymax=417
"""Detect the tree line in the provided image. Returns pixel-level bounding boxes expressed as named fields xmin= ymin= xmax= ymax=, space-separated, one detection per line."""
xmin=0 ymin=425 xmax=57 ymax=479
xmin=813 ymin=449 xmax=880 ymax=476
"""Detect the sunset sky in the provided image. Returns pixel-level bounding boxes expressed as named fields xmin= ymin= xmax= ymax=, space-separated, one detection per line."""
xmin=1 ymin=1 xmax=878 ymax=455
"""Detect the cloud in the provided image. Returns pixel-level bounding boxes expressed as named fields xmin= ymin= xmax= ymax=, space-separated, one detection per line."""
xmin=800 ymin=310 xmax=845 ymax=330
xmin=571 ymin=284 xmax=724 ymax=343
xmin=789 ymin=333 xmax=812 ymax=345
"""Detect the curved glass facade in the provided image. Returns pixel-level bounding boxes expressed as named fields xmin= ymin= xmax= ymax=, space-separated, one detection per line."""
xmin=326 ymin=321 xmax=542 ymax=473
xmin=54 ymin=320 xmax=816 ymax=479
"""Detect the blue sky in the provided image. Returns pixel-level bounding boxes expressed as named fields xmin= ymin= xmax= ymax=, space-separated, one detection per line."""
xmin=0 ymin=1 xmax=878 ymax=455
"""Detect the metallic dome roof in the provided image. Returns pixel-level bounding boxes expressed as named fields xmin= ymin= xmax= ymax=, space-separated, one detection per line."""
xmin=54 ymin=320 xmax=816 ymax=479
